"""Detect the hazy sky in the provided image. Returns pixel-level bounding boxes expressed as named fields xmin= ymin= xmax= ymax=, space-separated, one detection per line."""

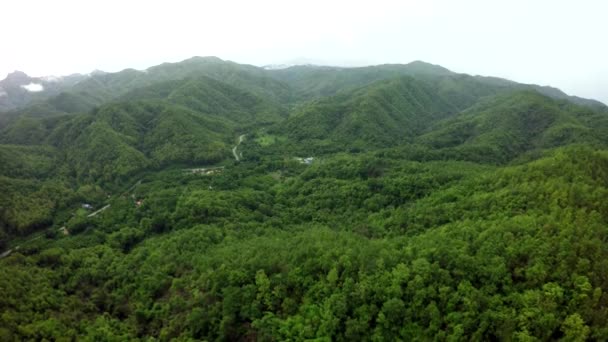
xmin=2 ymin=0 xmax=606 ymax=103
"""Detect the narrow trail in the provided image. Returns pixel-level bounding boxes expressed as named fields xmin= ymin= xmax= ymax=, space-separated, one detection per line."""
xmin=87 ymin=204 xmax=111 ymax=218
xmin=232 ymin=134 xmax=246 ymax=161
xmin=0 ymin=249 xmax=13 ymax=259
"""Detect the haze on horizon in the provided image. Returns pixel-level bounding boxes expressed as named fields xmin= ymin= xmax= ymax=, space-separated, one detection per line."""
xmin=2 ymin=0 xmax=606 ymax=103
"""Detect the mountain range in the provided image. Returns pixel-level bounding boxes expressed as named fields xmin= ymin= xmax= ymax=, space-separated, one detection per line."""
xmin=1 ymin=56 xmax=607 ymax=232
xmin=2 ymin=56 xmax=608 ymax=340
xmin=1 ymin=57 xmax=604 ymax=115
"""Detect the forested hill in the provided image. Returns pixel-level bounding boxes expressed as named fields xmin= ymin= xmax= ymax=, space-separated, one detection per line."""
xmin=1 ymin=57 xmax=604 ymax=121
xmin=2 ymin=57 xmax=608 ymax=340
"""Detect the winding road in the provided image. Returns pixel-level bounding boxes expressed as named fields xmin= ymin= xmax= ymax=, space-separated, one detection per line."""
xmin=87 ymin=204 xmax=111 ymax=218
xmin=0 ymin=249 xmax=13 ymax=259
xmin=232 ymin=134 xmax=246 ymax=161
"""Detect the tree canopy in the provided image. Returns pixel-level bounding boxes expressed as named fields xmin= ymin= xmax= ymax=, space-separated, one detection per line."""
xmin=1 ymin=57 xmax=608 ymax=340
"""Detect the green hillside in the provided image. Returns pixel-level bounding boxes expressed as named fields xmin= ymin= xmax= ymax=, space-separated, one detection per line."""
xmin=2 ymin=57 xmax=608 ymax=341
xmin=267 ymin=61 xmax=452 ymax=101
xmin=0 ymin=57 xmax=290 ymax=124
xmin=417 ymin=91 xmax=604 ymax=163
xmin=269 ymin=61 xmax=605 ymax=108
xmin=277 ymin=76 xmax=457 ymax=150
xmin=120 ymin=76 xmax=285 ymax=124
xmin=0 ymin=74 xmax=288 ymax=235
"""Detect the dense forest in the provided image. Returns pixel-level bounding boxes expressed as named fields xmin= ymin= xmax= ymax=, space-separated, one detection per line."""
xmin=1 ymin=57 xmax=608 ymax=340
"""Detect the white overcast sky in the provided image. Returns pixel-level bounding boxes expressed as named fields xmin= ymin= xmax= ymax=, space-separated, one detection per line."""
xmin=1 ymin=0 xmax=606 ymax=103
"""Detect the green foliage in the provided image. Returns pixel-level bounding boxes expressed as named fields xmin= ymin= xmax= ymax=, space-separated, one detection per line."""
xmin=4 ymin=145 xmax=608 ymax=340
xmin=278 ymin=76 xmax=458 ymax=150
xmin=2 ymin=57 xmax=608 ymax=341
xmin=0 ymin=176 xmax=74 ymax=235
xmin=267 ymin=61 xmax=452 ymax=102
xmin=417 ymin=91 xmax=604 ymax=163
xmin=121 ymin=76 xmax=285 ymax=124
xmin=0 ymin=144 xmax=57 ymax=178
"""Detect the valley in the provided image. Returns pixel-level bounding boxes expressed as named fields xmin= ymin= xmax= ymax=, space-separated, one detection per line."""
xmin=1 ymin=57 xmax=608 ymax=341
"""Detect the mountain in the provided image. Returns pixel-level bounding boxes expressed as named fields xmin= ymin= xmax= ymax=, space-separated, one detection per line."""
xmin=118 ymin=76 xmax=285 ymax=124
xmin=266 ymin=61 xmax=452 ymax=102
xmin=0 ymin=71 xmax=87 ymax=112
xmin=267 ymin=61 xmax=606 ymax=109
xmin=45 ymin=57 xmax=289 ymax=115
xmin=473 ymin=75 xmax=607 ymax=109
xmin=56 ymin=101 xmax=231 ymax=183
xmin=2 ymin=57 xmax=606 ymax=234
xmin=277 ymin=76 xmax=458 ymax=150
xmin=1 ymin=74 xmax=288 ymax=182
xmin=2 ymin=56 xmax=608 ymax=341
xmin=4 ymin=57 xmax=602 ymax=122
xmin=417 ymin=91 xmax=604 ymax=162
xmin=275 ymin=74 xmax=608 ymax=156
xmin=0 ymin=57 xmax=294 ymax=130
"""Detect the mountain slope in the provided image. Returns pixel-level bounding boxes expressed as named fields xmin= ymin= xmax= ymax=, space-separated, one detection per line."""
xmin=267 ymin=61 xmax=453 ymax=102
xmin=269 ymin=61 xmax=605 ymax=108
xmin=2 ymin=58 xmax=603 ymax=129
xmin=0 ymin=71 xmax=87 ymax=112
xmin=0 ymin=57 xmax=291 ymax=127
xmin=119 ymin=76 xmax=285 ymax=124
xmin=0 ymin=73 xmax=290 ymax=183
xmin=474 ymin=75 xmax=606 ymax=109
xmin=3 ymin=56 xmax=608 ymax=341
xmin=417 ymin=91 xmax=604 ymax=163
xmin=275 ymin=74 xmax=516 ymax=151
xmin=47 ymin=100 xmax=233 ymax=183
xmin=49 ymin=57 xmax=289 ymax=116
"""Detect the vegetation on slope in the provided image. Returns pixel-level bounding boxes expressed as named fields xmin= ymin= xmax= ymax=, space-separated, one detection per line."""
xmin=1 ymin=58 xmax=608 ymax=341
xmin=417 ymin=91 xmax=604 ymax=163
xmin=277 ymin=77 xmax=458 ymax=151
xmin=2 ymin=146 xmax=608 ymax=340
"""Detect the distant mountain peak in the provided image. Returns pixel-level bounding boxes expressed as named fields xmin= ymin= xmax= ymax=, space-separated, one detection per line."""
xmin=2 ymin=70 xmax=31 ymax=85
xmin=147 ymin=56 xmax=228 ymax=72
xmin=402 ymin=60 xmax=453 ymax=75
xmin=6 ymin=70 xmax=28 ymax=78
xmin=182 ymin=56 xmax=225 ymax=63
xmin=407 ymin=60 xmax=439 ymax=66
